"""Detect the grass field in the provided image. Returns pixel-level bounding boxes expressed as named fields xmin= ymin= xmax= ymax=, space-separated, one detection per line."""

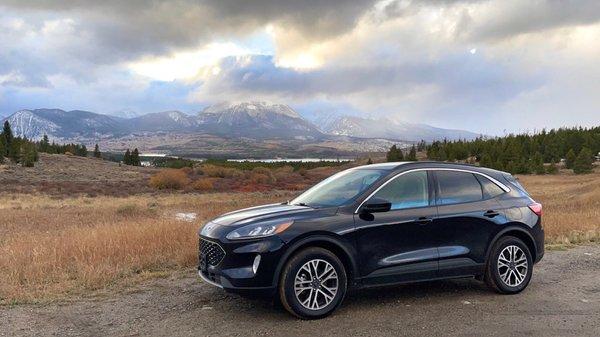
xmin=0 ymin=154 xmax=598 ymax=304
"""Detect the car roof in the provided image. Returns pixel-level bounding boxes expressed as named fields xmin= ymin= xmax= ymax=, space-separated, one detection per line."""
xmin=354 ymin=161 xmax=508 ymax=177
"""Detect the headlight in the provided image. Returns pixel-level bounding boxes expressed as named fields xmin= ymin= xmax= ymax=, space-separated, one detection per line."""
xmin=226 ymin=220 xmax=293 ymax=240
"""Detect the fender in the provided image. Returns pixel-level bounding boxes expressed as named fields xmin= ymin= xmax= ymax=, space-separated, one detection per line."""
xmin=484 ymin=224 xmax=537 ymax=264
xmin=270 ymin=234 xmax=359 ymax=287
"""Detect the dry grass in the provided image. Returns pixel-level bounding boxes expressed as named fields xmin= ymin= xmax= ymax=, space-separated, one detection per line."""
xmin=1 ymin=159 xmax=599 ymax=304
xmin=0 ymin=153 xmax=157 ymax=197
xmin=518 ymin=169 xmax=600 ymax=246
xmin=0 ymin=191 xmax=294 ymax=304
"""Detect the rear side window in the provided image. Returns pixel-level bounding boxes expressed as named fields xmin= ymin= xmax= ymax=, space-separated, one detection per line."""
xmin=503 ymin=173 xmax=529 ymax=196
xmin=475 ymin=175 xmax=505 ymax=199
xmin=436 ymin=171 xmax=483 ymax=205
xmin=373 ymin=171 xmax=429 ymax=210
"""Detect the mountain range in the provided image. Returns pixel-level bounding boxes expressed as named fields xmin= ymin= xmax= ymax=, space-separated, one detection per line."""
xmin=319 ymin=115 xmax=478 ymax=141
xmin=1 ymin=102 xmax=480 ymax=156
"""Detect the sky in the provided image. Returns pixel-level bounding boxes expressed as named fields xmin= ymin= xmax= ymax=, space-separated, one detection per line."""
xmin=0 ymin=0 xmax=599 ymax=135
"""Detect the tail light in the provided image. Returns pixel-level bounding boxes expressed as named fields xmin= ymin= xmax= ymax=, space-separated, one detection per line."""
xmin=528 ymin=202 xmax=542 ymax=216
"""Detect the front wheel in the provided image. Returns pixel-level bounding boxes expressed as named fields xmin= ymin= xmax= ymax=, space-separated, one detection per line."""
xmin=278 ymin=247 xmax=347 ymax=319
xmin=485 ymin=236 xmax=533 ymax=294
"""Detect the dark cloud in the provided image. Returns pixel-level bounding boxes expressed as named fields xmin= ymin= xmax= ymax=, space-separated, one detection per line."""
xmin=0 ymin=0 xmax=376 ymax=63
xmin=466 ymin=0 xmax=600 ymax=41
xmin=196 ymin=54 xmax=537 ymax=109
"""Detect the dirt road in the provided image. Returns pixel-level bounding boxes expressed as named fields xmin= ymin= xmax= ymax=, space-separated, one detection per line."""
xmin=2 ymin=245 xmax=599 ymax=337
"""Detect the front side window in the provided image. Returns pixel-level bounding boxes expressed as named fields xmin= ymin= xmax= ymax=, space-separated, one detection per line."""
xmin=291 ymin=169 xmax=386 ymax=207
xmin=372 ymin=171 xmax=429 ymax=210
xmin=436 ymin=171 xmax=483 ymax=205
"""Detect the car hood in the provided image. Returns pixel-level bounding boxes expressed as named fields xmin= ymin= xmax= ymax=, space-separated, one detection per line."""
xmin=210 ymin=203 xmax=314 ymax=227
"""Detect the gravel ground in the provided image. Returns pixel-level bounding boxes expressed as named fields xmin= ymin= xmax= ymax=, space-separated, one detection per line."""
xmin=2 ymin=244 xmax=599 ymax=337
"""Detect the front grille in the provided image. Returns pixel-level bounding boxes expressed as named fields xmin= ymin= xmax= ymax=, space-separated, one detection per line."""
xmin=199 ymin=238 xmax=225 ymax=266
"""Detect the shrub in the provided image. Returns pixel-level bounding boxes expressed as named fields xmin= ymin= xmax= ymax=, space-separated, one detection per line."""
xmin=149 ymin=169 xmax=190 ymax=189
xmin=193 ymin=178 xmax=215 ymax=191
xmin=252 ymin=167 xmax=276 ymax=183
xmin=274 ymin=165 xmax=294 ymax=181
xmin=198 ymin=164 xmax=244 ymax=178
xmin=180 ymin=166 xmax=193 ymax=175
xmin=249 ymin=172 xmax=271 ymax=184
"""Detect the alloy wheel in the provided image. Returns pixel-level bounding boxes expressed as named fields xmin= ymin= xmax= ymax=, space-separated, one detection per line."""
xmin=294 ymin=259 xmax=338 ymax=310
xmin=497 ymin=245 xmax=528 ymax=287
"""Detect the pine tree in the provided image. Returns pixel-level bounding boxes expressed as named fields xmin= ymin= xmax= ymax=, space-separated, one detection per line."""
xmin=40 ymin=134 xmax=50 ymax=153
xmin=0 ymin=139 xmax=4 ymax=164
xmin=565 ymin=149 xmax=576 ymax=169
xmin=546 ymin=159 xmax=558 ymax=174
xmin=386 ymin=145 xmax=404 ymax=162
xmin=407 ymin=145 xmax=417 ymax=161
xmin=494 ymin=159 xmax=504 ymax=171
xmin=20 ymin=142 xmax=36 ymax=167
xmin=531 ymin=152 xmax=545 ymax=175
xmin=77 ymin=144 xmax=88 ymax=157
xmin=2 ymin=121 xmax=13 ymax=153
xmin=9 ymin=139 xmax=20 ymax=163
xmin=573 ymin=148 xmax=593 ymax=174
xmin=438 ymin=148 xmax=447 ymax=161
xmin=132 ymin=148 xmax=141 ymax=166
xmin=480 ymin=154 xmax=493 ymax=168
xmin=93 ymin=144 xmax=102 ymax=158
xmin=123 ymin=149 xmax=132 ymax=165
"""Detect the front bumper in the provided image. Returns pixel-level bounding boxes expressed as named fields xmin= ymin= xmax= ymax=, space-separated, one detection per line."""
xmin=198 ymin=236 xmax=285 ymax=295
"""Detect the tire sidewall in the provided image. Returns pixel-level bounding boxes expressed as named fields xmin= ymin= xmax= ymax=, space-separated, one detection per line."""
xmin=280 ymin=248 xmax=347 ymax=319
xmin=489 ymin=237 xmax=533 ymax=293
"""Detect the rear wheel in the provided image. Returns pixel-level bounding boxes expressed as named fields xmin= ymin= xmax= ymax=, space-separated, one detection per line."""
xmin=278 ymin=247 xmax=347 ymax=319
xmin=485 ymin=236 xmax=533 ymax=294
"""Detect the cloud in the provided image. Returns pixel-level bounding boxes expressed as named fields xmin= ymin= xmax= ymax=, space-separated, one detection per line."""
xmin=0 ymin=0 xmax=377 ymax=63
xmin=0 ymin=0 xmax=599 ymax=134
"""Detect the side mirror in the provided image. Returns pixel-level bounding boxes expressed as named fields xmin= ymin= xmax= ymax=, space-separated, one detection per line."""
xmin=361 ymin=197 xmax=391 ymax=213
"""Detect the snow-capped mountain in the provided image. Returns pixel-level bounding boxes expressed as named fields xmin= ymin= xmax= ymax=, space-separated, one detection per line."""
xmin=130 ymin=110 xmax=197 ymax=132
xmin=197 ymin=102 xmax=323 ymax=139
xmin=1 ymin=104 xmax=480 ymax=146
xmin=105 ymin=109 xmax=146 ymax=119
xmin=322 ymin=116 xmax=480 ymax=141
xmin=2 ymin=109 xmax=126 ymax=140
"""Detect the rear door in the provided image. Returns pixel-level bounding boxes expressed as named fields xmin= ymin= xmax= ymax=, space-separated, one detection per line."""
xmin=432 ymin=170 xmax=507 ymax=277
xmin=355 ymin=170 xmax=439 ymax=286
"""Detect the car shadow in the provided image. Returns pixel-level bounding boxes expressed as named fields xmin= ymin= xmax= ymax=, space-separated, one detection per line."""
xmin=345 ymin=278 xmax=491 ymax=306
xmin=212 ymin=277 xmax=494 ymax=321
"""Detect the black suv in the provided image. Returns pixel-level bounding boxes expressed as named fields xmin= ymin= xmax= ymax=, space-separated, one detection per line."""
xmin=198 ymin=162 xmax=544 ymax=319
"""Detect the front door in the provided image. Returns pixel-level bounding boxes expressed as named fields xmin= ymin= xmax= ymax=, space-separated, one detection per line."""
xmin=354 ymin=170 xmax=439 ymax=286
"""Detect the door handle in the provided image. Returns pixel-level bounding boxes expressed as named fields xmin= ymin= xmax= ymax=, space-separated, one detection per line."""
xmin=414 ymin=217 xmax=433 ymax=225
xmin=484 ymin=210 xmax=500 ymax=218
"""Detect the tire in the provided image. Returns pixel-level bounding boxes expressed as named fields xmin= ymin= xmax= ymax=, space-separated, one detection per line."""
xmin=278 ymin=247 xmax=347 ymax=319
xmin=485 ymin=236 xmax=533 ymax=294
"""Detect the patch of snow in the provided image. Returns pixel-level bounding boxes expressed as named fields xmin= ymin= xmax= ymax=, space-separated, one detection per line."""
xmin=175 ymin=212 xmax=197 ymax=222
xmin=168 ymin=111 xmax=183 ymax=122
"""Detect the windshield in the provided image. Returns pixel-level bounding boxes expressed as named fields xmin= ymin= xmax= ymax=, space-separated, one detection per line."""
xmin=290 ymin=169 xmax=387 ymax=207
